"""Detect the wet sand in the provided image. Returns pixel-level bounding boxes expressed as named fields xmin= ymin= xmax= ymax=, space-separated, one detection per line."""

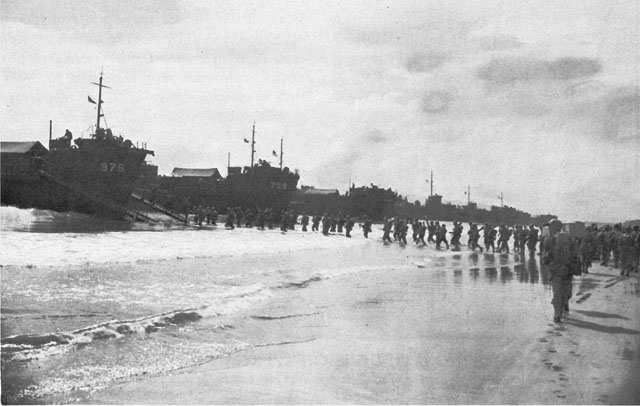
xmin=88 ymin=255 xmax=640 ymax=405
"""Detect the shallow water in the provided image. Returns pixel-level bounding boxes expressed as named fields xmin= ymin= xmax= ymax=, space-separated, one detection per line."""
xmin=1 ymin=206 xmax=550 ymax=404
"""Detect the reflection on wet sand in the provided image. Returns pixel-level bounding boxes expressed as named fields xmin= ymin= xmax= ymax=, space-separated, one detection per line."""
xmin=444 ymin=251 xmax=546 ymax=286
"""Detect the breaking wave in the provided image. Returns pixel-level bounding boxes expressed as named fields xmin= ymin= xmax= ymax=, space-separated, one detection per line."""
xmin=1 ymin=308 xmax=203 ymax=361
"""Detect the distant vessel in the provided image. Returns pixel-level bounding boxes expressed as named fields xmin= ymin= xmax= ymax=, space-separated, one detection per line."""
xmin=1 ymin=73 xmax=154 ymax=220
xmin=224 ymin=124 xmax=299 ymax=210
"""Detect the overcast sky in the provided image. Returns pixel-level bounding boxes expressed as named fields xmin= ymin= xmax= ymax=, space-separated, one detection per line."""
xmin=2 ymin=0 xmax=639 ymax=222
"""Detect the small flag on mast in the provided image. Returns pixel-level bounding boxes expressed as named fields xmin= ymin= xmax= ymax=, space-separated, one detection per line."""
xmin=88 ymin=96 xmax=96 ymax=104
xmin=243 ymin=138 xmax=250 ymax=143
xmin=272 ymin=150 xmax=278 ymax=157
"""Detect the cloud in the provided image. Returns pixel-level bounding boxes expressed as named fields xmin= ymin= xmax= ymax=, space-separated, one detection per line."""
xmin=477 ymin=57 xmax=602 ymax=85
xmin=1 ymin=0 xmax=188 ymax=43
xmin=405 ymin=50 xmax=449 ymax=72
xmin=364 ymin=130 xmax=388 ymax=144
xmin=421 ymin=91 xmax=454 ymax=114
xmin=602 ymin=86 xmax=640 ymax=141
xmin=477 ymin=35 xmax=522 ymax=51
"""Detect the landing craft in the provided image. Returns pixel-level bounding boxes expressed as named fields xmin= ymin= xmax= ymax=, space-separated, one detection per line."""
xmin=0 ymin=73 xmax=154 ymax=220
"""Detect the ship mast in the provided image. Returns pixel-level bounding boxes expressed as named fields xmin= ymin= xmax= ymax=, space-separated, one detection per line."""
xmin=91 ymin=72 xmax=111 ymax=132
xmin=250 ymin=123 xmax=256 ymax=168
xmin=279 ymin=138 xmax=283 ymax=170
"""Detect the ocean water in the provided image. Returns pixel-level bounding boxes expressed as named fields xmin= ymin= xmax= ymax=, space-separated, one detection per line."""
xmin=0 ymin=206 xmax=550 ymax=404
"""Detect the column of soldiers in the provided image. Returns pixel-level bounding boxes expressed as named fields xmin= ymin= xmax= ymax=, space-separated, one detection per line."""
xmin=183 ymin=205 xmax=640 ymax=277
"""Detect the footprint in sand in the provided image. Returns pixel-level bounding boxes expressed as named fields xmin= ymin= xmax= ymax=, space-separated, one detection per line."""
xmin=548 ymin=349 xmax=557 ymax=353
xmin=539 ymin=338 xmax=549 ymax=343
xmin=552 ymin=365 xmax=563 ymax=372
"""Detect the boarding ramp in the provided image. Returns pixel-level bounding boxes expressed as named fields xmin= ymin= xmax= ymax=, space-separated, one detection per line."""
xmin=130 ymin=192 xmax=187 ymax=223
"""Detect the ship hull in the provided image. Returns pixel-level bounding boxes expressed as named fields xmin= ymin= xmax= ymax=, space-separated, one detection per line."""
xmin=1 ymin=144 xmax=149 ymax=220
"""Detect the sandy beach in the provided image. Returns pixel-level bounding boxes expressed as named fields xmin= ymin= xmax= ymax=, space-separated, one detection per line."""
xmin=2 ymin=220 xmax=639 ymax=405
xmin=84 ymin=253 xmax=640 ymax=405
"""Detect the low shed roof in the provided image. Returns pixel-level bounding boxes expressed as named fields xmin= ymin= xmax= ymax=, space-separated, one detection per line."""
xmin=0 ymin=141 xmax=48 ymax=155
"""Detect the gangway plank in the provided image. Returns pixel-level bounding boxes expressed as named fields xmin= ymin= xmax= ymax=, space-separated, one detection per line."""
xmin=130 ymin=192 xmax=187 ymax=222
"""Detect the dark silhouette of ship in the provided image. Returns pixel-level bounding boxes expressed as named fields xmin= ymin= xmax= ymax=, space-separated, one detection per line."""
xmin=1 ymin=73 xmax=154 ymax=220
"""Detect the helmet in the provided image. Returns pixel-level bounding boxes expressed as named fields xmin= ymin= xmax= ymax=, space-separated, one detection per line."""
xmin=549 ymin=219 xmax=563 ymax=232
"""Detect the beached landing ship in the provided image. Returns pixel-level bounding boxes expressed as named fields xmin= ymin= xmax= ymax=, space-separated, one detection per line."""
xmin=0 ymin=74 xmax=154 ymax=220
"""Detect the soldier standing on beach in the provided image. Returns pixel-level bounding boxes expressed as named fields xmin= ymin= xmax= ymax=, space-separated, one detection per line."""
xmin=301 ymin=214 xmax=309 ymax=232
xmin=312 ymin=213 xmax=321 ymax=232
xmin=225 ymin=207 xmax=236 ymax=229
xmin=543 ymin=219 xmax=574 ymax=323
xmin=280 ymin=211 xmax=289 ymax=232
xmin=255 ymin=209 xmax=265 ymax=230
xmin=619 ymin=226 xmax=635 ymax=276
xmin=633 ymin=225 xmax=640 ymax=273
xmin=322 ymin=213 xmax=331 ymax=235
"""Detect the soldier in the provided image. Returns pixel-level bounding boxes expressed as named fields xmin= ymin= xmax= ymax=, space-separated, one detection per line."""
xmin=410 ymin=219 xmax=420 ymax=243
xmin=329 ymin=215 xmax=337 ymax=233
xmin=600 ymin=225 xmax=611 ymax=266
xmin=450 ymin=222 xmax=463 ymax=251
xmin=543 ymin=219 xmax=575 ymax=323
xmin=579 ymin=225 xmax=594 ymax=274
xmin=266 ymin=208 xmax=275 ymax=229
xmin=416 ymin=221 xmax=427 ymax=245
xmin=280 ymin=210 xmax=289 ymax=233
xmin=485 ymin=225 xmax=497 ymax=253
xmin=312 ymin=213 xmax=321 ymax=232
xmin=468 ymin=223 xmax=483 ymax=252
xmin=397 ymin=220 xmax=408 ymax=244
xmin=244 ymin=209 xmax=255 ymax=228
xmin=497 ymin=225 xmax=512 ymax=254
xmin=210 ymin=207 xmax=218 ymax=226
xmin=382 ymin=218 xmax=393 ymax=243
xmin=611 ymin=223 xmax=622 ymax=268
xmin=633 ymin=225 xmax=640 ymax=273
xmin=288 ymin=211 xmax=297 ymax=230
xmin=345 ymin=215 xmax=355 ymax=238
xmin=436 ymin=224 xmax=449 ymax=250
xmin=322 ymin=213 xmax=331 ymax=235
xmin=255 ymin=209 xmax=265 ymax=230
xmin=513 ymin=225 xmax=522 ymax=253
xmin=236 ymin=207 xmax=244 ymax=228
xmin=225 ymin=207 xmax=236 ymax=229
xmin=619 ymin=226 xmax=635 ymax=277
xmin=427 ymin=221 xmax=436 ymax=243
xmin=301 ymin=213 xmax=309 ymax=232
xmin=361 ymin=216 xmax=373 ymax=238
xmin=526 ymin=225 xmax=539 ymax=256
